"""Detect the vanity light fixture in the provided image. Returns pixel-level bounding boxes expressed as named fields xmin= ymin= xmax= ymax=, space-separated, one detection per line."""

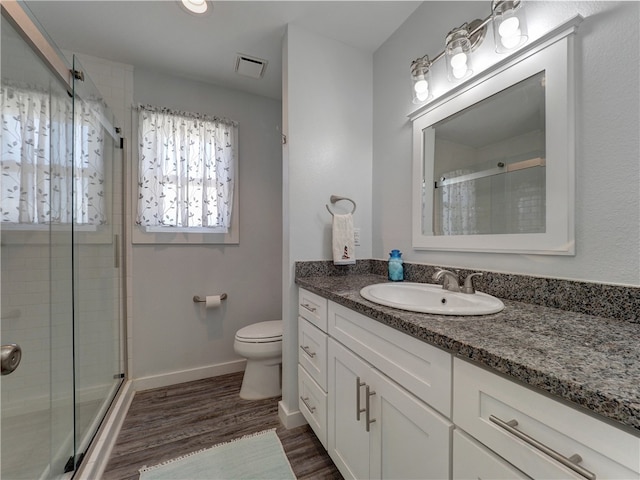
xmin=410 ymin=0 xmax=528 ymax=100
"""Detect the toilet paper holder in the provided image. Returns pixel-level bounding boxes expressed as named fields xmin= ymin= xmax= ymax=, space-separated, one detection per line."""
xmin=193 ymin=293 xmax=228 ymax=303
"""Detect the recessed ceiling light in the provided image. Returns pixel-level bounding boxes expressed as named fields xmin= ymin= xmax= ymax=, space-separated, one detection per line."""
xmin=179 ymin=0 xmax=210 ymax=16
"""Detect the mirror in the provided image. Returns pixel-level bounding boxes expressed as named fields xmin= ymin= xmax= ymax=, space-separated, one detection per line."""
xmin=411 ymin=23 xmax=578 ymax=255
xmin=430 ymin=71 xmax=545 ymax=236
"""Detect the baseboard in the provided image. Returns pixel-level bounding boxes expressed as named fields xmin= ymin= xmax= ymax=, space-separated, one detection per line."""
xmin=75 ymin=380 xmax=135 ymax=480
xmin=132 ymin=359 xmax=246 ymax=392
xmin=278 ymin=399 xmax=308 ymax=429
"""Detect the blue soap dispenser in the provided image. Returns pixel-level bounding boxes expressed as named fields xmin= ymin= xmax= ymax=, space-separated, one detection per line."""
xmin=388 ymin=249 xmax=404 ymax=282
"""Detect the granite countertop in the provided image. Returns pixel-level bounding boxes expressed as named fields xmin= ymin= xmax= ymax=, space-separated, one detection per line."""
xmin=296 ymin=274 xmax=640 ymax=434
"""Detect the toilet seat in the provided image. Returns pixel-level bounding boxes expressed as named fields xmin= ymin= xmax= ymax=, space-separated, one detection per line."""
xmin=235 ymin=320 xmax=282 ymax=343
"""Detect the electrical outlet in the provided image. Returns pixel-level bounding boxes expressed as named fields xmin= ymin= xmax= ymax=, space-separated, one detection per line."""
xmin=354 ymin=228 xmax=361 ymax=246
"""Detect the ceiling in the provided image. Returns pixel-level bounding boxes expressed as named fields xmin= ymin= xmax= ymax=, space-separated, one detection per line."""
xmin=24 ymin=1 xmax=422 ymax=100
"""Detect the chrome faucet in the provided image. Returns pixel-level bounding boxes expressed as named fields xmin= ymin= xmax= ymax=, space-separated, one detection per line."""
xmin=433 ymin=269 xmax=483 ymax=294
xmin=433 ymin=269 xmax=461 ymax=292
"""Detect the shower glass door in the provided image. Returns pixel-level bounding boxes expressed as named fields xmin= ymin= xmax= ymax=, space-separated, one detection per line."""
xmin=71 ymin=54 xmax=124 ymax=465
xmin=1 ymin=14 xmax=75 ymax=479
xmin=1 ymin=6 xmax=125 ymax=478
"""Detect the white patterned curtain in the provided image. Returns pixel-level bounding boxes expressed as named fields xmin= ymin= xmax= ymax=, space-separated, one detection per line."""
xmin=136 ymin=105 xmax=237 ymax=230
xmin=440 ymin=169 xmax=477 ymax=235
xmin=1 ymin=82 xmax=106 ymax=225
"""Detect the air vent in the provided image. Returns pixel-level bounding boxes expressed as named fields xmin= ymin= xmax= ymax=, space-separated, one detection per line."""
xmin=235 ymin=54 xmax=267 ymax=79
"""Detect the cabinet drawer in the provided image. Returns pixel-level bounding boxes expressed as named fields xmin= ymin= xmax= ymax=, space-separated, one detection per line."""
xmin=298 ymin=288 xmax=328 ymax=332
xmin=328 ymin=301 xmax=452 ymax=418
xmin=298 ymin=364 xmax=328 ymax=449
xmin=298 ymin=317 xmax=328 ymax=390
xmin=453 ymin=429 xmax=530 ymax=479
xmin=454 ymin=357 xmax=640 ymax=479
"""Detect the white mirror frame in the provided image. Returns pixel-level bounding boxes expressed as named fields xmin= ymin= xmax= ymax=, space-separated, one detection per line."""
xmin=411 ymin=16 xmax=582 ymax=255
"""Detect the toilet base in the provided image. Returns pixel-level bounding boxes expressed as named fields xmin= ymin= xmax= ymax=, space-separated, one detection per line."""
xmin=239 ymin=360 xmax=281 ymax=400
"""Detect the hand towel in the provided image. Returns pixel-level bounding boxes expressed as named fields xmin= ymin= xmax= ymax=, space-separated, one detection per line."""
xmin=332 ymin=213 xmax=356 ymax=265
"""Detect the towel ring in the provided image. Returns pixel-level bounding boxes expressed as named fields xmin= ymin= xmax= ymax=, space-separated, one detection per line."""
xmin=326 ymin=195 xmax=356 ymax=216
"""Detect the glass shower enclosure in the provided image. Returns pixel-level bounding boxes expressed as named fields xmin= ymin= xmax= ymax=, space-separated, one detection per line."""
xmin=1 ymin=4 xmax=125 ymax=478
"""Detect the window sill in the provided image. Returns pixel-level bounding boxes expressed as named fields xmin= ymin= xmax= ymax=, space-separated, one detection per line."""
xmin=1 ymin=223 xmax=113 ymax=245
xmin=139 ymin=225 xmax=228 ymax=234
xmin=132 ymin=224 xmax=238 ymax=245
xmin=1 ymin=223 xmax=99 ymax=232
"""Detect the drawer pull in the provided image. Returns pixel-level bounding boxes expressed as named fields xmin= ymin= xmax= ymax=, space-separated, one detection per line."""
xmin=356 ymin=377 xmax=366 ymax=421
xmin=489 ymin=415 xmax=596 ymax=480
xmin=300 ymin=345 xmax=316 ymax=358
xmin=365 ymin=385 xmax=376 ymax=432
xmin=300 ymin=396 xmax=316 ymax=413
xmin=300 ymin=303 xmax=317 ymax=313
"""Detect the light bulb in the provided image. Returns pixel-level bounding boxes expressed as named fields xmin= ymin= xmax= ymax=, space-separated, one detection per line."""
xmin=450 ymin=52 xmax=468 ymax=71
xmin=415 ymin=90 xmax=429 ymax=102
xmin=414 ymin=78 xmax=429 ymax=94
xmin=452 ymin=67 xmax=467 ymax=80
xmin=501 ymin=30 xmax=522 ymax=49
xmin=498 ymin=17 xmax=520 ymax=38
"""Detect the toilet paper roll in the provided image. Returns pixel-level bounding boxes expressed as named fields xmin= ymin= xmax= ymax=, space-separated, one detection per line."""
xmin=205 ymin=295 xmax=222 ymax=309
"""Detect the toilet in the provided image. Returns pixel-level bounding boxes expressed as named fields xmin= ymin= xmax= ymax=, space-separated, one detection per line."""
xmin=234 ymin=320 xmax=283 ymax=400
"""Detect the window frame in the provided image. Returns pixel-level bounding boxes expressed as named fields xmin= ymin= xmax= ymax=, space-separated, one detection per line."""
xmin=131 ymin=106 xmax=239 ymax=245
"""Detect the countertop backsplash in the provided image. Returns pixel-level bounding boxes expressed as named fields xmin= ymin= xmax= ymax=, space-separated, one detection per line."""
xmin=295 ymin=259 xmax=640 ymax=324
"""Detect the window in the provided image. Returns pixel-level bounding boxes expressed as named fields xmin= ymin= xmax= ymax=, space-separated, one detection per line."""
xmin=1 ymin=83 xmax=106 ymax=226
xmin=136 ymin=104 xmax=237 ymax=233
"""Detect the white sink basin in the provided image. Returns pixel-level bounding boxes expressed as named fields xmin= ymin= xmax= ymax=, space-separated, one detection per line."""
xmin=359 ymin=282 xmax=504 ymax=316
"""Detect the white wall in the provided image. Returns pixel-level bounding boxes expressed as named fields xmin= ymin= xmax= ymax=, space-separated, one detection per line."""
xmin=281 ymin=24 xmax=373 ymax=422
xmin=132 ymin=69 xmax=283 ymax=383
xmin=373 ymin=1 xmax=640 ymax=286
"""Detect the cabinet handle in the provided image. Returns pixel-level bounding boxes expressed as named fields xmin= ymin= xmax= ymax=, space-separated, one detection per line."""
xmin=300 ymin=303 xmax=317 ymax=313
xmin=489 ymin=415 xmax=596 ymax=480
xmin=300 ymin=345 xmax=316 ymax=358
xmin=356 ymin=377 xmax=366 ymax=421
xmin=365 ymin=385 xmax=376 ymax=432
xmin=300 ymin=396 xmax=316 ymax=413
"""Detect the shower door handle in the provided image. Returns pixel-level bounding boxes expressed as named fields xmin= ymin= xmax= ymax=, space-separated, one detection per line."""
xmin=1 ymin=344 xmax=22 ymax=375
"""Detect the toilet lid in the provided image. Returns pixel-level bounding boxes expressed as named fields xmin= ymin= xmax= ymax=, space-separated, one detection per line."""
xmin=235 ymin=320 xmax=282 ymax=342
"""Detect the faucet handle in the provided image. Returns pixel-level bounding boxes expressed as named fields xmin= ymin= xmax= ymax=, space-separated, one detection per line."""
xmin=462 ymin=272 xmax=482 ymax=294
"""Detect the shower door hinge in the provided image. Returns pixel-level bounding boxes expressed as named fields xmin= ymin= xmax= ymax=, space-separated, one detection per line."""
xmin=72 ymin=69 xmax=84 ymax=81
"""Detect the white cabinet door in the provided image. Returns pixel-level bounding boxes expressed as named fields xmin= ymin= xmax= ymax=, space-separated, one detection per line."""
xmin=328 ymin=339 xmax=371 ymax=480
xmin=369 ymin=368 xmax=452 ymax=480
xmin=329 ymin=338 xmax=453 ymax=480
xmin=453 ymin=430 xmax=531 ymax=480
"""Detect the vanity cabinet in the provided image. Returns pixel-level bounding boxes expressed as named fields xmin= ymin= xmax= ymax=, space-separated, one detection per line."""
xmin=453 ymin=357 xmax=640 ymax=479
xmin=327 ymin=301 xmax=453 ymax=480
xmin=297 ymin=289 xmax=329 ymax=448
xmin=296 ymin=286 xmax=640 ymax=480
xmin=329 ymin=338 xmax=452 ymax=479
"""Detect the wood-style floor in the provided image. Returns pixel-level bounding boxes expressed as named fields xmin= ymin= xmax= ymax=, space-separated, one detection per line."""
xmin=102 ymin=372 xmax=342 ymax=480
